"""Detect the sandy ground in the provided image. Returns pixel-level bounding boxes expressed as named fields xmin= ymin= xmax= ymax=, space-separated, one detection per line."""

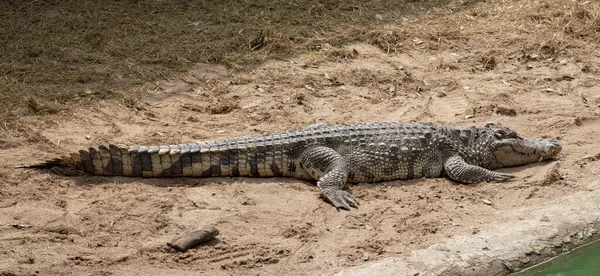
xmin=1 ymin=40 xmax=599 ymax=275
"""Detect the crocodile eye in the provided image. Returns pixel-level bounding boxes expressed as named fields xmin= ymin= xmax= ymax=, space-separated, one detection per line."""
xmin=494 ymin=129 xmax=518 ymax=139
xmin=494 ymin=129 xmax=507 ymax=139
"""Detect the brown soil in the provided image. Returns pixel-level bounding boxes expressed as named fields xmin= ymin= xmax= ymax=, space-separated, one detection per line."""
xmin=1 ymin=0 xmax=600 ymax=275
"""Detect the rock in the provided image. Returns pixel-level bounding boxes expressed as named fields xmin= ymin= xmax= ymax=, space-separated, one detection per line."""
xmin=482 ymin=199 xmax=492 ymax=205
xmin=168 ymin=226 xmax=219 ymax=252
xmin=187 ymin=116 xmax=199 ymax=122
xmin=543 ymin=88 xmax=564 ymax=95
xmin=11 ymin=223 xmax=32 ymax=229
xmin=495 ymin=105 xmax=517 ymax=116
xmin=581 ymin=65 xmax=590 ymax=73
xmin=375 ymin=14 xmax=383 ymax=20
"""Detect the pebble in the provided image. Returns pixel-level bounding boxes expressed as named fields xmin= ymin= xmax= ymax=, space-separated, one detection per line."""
xmin=11 ymin=223 xmax=32 ymax=229
xmin=482 ymin=199 xmax=492 ymax=205
xmin=495 ymin=105 xmax=517 ymax=116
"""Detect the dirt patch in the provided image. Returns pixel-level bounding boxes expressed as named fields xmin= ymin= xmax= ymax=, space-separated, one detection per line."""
xmin=1 ymin=0 xmax=600 ymax=275
xmin=0 ymin=0 xmax=461 ymax=121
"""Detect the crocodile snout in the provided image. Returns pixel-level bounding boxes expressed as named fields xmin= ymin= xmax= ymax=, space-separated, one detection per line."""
xmin=541 ymin=138 xmax=562 ymax=159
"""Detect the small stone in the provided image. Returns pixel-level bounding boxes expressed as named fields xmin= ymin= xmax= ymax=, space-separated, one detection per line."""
xmin=472 ymin=227 xmax=481 ymax=234
xmin=540 ymin=215 xmax=550 ymax=222
xmin=375 ymin=14 xmax=383 ymax=20
xmin=413 ymin=38 xmax=424 ymax=45
xmin=581 ymin=65 xmax=590 ymax=73
xmin=304 ymin=85 xmax=315 ymax=92
xmin=85 ymin=135 xmax=92 ymax=140
xmin=464 ymin=114 xmax=474 ymax=119
xmin=482 ymin=199 xmax=492 ymax=205
xmin=559 ymin=60 xmax=567 ymax=65
xmin=495 ymin=105 xmax=517 ymax=116
xmin=463 ymin=86 xmax=471 ymax=90
xmin=362 ymin=254 xmax=370 ymax=261
xmin=543 ymin=88 xmax=564 ymax=95
xmin=11 ymin=223 xmax=32 ymax=229
xmin=526 ymin=64 xmax=534 ymax=70
xmin=436 ymin=91 xmax=447 ymax=97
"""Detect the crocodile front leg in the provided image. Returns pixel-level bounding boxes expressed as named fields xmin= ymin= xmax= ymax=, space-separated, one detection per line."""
xmin=300 ymin=145 xmax=359 ymax=210
xmin=444 ymin=155 xmax=514 ymax=184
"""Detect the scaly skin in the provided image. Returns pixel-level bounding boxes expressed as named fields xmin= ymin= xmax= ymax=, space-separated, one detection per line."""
xmin=21 ymin=122 xmax=562 ymax=210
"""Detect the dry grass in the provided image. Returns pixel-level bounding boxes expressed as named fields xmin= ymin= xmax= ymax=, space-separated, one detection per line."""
xmin=0 ymin=0 xmax=449 ymax=122
xmin=0 ymin=0 xmax=598 ymax=123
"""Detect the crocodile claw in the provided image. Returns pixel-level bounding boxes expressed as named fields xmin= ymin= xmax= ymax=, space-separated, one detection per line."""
xmin=327 ymin=190 xmax=359 ymax=210
xmin=492 ymin=172 xmax=515 ymax=182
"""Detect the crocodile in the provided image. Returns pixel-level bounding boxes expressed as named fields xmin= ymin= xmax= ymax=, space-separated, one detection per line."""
xmin=21 ymin=122 xmax=562 ymax=209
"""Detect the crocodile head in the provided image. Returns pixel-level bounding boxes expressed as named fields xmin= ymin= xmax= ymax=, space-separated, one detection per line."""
xmin=483 ymin=123 xmax=562 ymax=169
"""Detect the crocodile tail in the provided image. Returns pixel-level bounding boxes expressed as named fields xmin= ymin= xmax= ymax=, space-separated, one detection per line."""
xmin=16 ymin=145 xmax=125 ymax=176
xmin=15 ymin=157 xmax=73 ymax=169
xmin=18 ymin=143 xmax=212 ymax=178
xmin=15 ymin=153 xmax=85 ymax=176
xmin=19 ymin=139 xmax=291 ymax=178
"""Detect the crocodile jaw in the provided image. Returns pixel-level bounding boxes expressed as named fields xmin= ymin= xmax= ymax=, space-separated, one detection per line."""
xmin=492 ymin=138 xmax=562 ymax=168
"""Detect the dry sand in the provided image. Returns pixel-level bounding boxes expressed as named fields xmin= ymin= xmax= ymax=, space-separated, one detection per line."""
xmin=1 ymin=0 xmax=600 ymax=275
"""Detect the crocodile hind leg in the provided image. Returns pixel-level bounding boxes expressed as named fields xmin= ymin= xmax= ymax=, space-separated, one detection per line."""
xmin=444 ymin=155 xmax=514 ymax=184
xmin=300 ymin=145 xmax=358 ymax=210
